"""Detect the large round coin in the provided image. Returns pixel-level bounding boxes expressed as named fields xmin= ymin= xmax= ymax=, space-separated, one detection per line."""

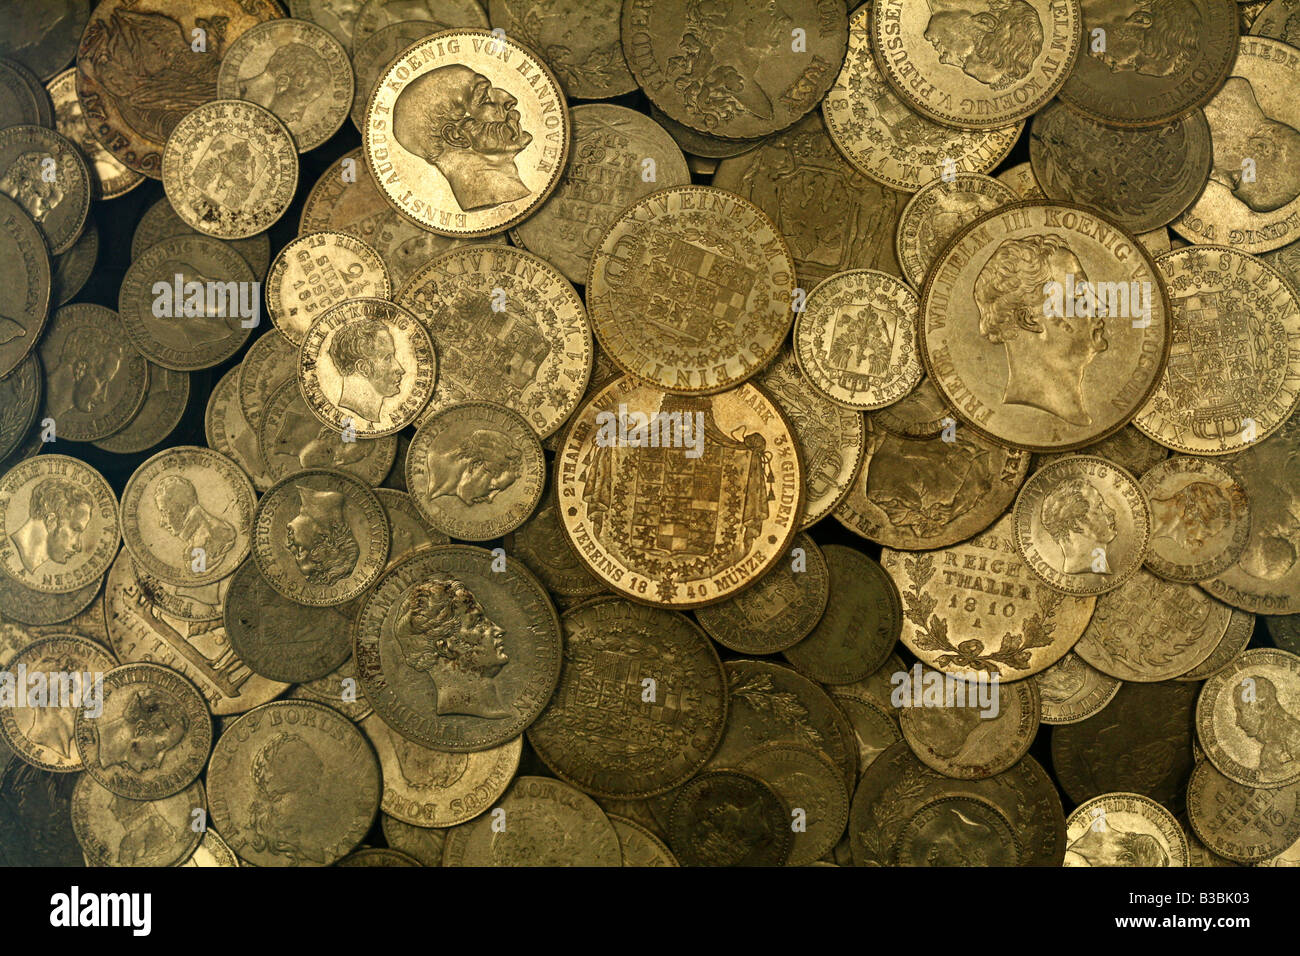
xmin=1197 ymin=648 xmax=1300 ymax=789
xmin=266 ymin=231 xmax=391 ymax=346
xmin=0 ymin=125 xmax=91 ymax=255
xmin=1140 ymin=456 xmax=1251 ymax=582
xmin=36 ymin=304 xmax=147 ymax=443
xmin=667 ymin=770 xmax=791 ymax=867
xmin=353 ymin=545 xmax=562 ymax=752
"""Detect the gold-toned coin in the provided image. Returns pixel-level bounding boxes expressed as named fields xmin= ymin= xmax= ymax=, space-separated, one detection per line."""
xmin=93 ymin=364 xmax=190 ymax=456
xmin=363 ymin=29 xmax=570 ymax=237
xmin=501 ymin=489 xmax=602 ymax=599
xmin=1074 ymin=570 xmax=1231 ymax=681
xmin=1030 ymin=101 xmax=1212 ymax=233
xmin=838 ymin=414 xmax=1030 ymax=550
xmin=0 ymin=563 xmax=99 ymax=629
xmin=267 ymin=231 xmax=391 ymax=347
xmin=1178 ymin=607 xmax=1255 ymax=683
xmin=823 ymin=5 xmax=1022 ymax=192
xmin=667 ymin=769 xmax=791 ymax=867
xmin=0 ymin=193 xmax=50 ymax=379
xmin=0 ymin=633 xmax=116 ymax=772
xmin=1197 ymin=647 xmax=1300 ymax=789
xmin=376 ymin=488 xmax=448 ymax=569
xmin=1013 ymin=455 xmax=1151 ymax=596
xmin=216 ymin=17 xmax=353 ymax=152
xmin=131 ymin=196 xmax=271 ymax=278
xmin=381 ymin=814 xmax=445 ymax=866
xmin=1034 ymin=423 xmax=1169 ymax=477
xmin=260 ymin=377 xmax=399 ymax=486
xmin=648 ymin=105 xmax=765 ymax=159
xmin=205 ymin=366 xmax=275 ymax=493
xmin=0 ymin=454 xmax=118 ymax=594
xmin=53 ymin=217 xmax=98 ymax=306
xmin=610 ymin=814 xmax=678 ymax=867
xmin=406 ymin=400 xmax=544 ymax=540
xmin=1033 ymin=650 xmax=1120 ymax=725
xmin=898 ymin=671 xmax=1039 ymax=780
xmin=353 ymin=0 xmax=488 ymax=47
xmin=118 ymin=234 xmax=256 ymax=371
xmin=397 ymin=244 xmax=592 ymax=436
xmin=871 ymin=0 xmax=1081 ymax=129
xmin=71 ymin=775 xmax=205 ymax=867
xmin=208 ymin=699 xmax=381 ymax=866
xmin=1064 ymin=792 xmax=1188 ymax=867
xmin=353 ymin=544 xmax=562 ymax=752
xmin=0 ymin=57 xmax=50 ymax=129
xmin=73 ymin=663 xmax=212 ymax=800
xmin=490 ymin=0 xmax=635 ymax=100
xmin=1134 ymin=246 xmax=1300 ymax=454
xmin=361 ymin=715 xmax=520 ymax=827
xmin=997 ymin=161 xmax=1044 ymax=200
xmin=162 ymin=99 xmax=298 ymax=240
xmin=795 ymin=268 xmax=923 ymax=411
xmin=237 ymin=331 xmax=296 ymax=433
xmin=733 ymin=742 xmax=849 ymax=868
xmin=829 ymin=685 xmax=902 ymax=775
xmin=300 ymin=298 xmax=435 ymax=439
xmin=46 ymin=67 xmax=142 ymax=200
xmin=872 ymin=376 xmax=951 ymax=439
xmin=1187 ymin=759 xmax=1300 ymax=862
xmin=120 ymin=446 xmax=255 ymax=588
xmin=0 ymin=354 xmax=40 ymax=469
xmin=290 ymin=0 xmax=365 ymax=50
xmin=293 ymin=654 xmax=372 ymax=723
xmin=755 ymin=347 xmax=865 ymax=528
xmin=896 ymin=174 xmax=1017 ymax=290
xmin=130 ymin=559 xmax=230 ymax=625
xmin=349 ymin=19 xmax=442 ymax=133
xmin=1173 ymin=36 xmax=1300 ymax=253
xmin=883 ymin=512 xmax=1096 ymax=680
xmin=1140 ymin=456 xmax=1250 ymax=582
xmin=1057 ymin=0 xmax=1238 ymax=127
xmin=0 ymin=124 xmax=90 ymax=255
xmin=37 ymin=303 xmax=148 ymax=443
xmin=556 ymin=376 xmax=803 ymax=608
xmin=511 ymin=104 xmax=689 ymax=285
xmin=179 ymin=828 xmax=240 ymax=867
xmin=587 ymin=185 xmax=794 ymax=395
xmin=621 ymin=0 xmax=847 ymax=141
xmin=695 ymin=532 xmax=829 ymax=656
xmin=252 ymin=467 xmax=390 ymax=607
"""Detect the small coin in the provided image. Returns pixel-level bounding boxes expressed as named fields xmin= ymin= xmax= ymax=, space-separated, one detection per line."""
xmin=259 ymin=378 xmax=397 ymax=486
xmin=0 ymin=124 xmax=90 ymax=255
xmin=501 ymin=490 xmax=602 ymax=599
xmin=1197 ymin=647 xmax=1300 ymax=789
xmin=0 ymin=454 xmax=118 ymax=594
xmin=216 ymin=18 xmax=353 ymax=153
xmin=490 ymin=0 xmax=635 ymax=100
xmin=0 ymin=193 xmax=50 ymax=379
xmin=441 ymin=774 xmax=620 ymax=866
xmin=837 ymin=415 xmax=1030 ymax=550
xmin=733 ymin=742 xmax=848 ymax=868
xmin=72 ymin=774 xmax=204 ymax=867
xmin=883 ymin=513 xmax=1096 ymax=681
xmin=528 ymin=597 xmax=726 ymax=798
xmin=0 ymin=633 xmax=116 ymax=772
xmin=511 ymin=104 xmax=690 ymax=285
xmin=829 ymin=688 xmax=902 ymax=776
xmin=895 ymin=174 xmax=1018 ymax=290
xmin=353 ymin=0 xmax=488 ymax=47
xmin=293 ymin=655 xmax=373 ymax=723
xmin=162 ymin=99 xmax=297 ymax=239
xmin=898 ymin=672 xmax=1039 ymax=780
xmin=1030 ymin=101 xmax=1212 ymax=233
xmin=354 ymin=544 xmax=562 ymax=752
xmin=131 ymin=196 xmax=270 ymax=278
xmin=93 ymin=365 xmax=189 ymax=456
xmin=267 ymin=231 xmax=391 ymax=346
xmin=695 ymin=532 xmax=828 ymax=656
xmin=610 ymin=814 xmax=678 ymax=867
xmin=73 ymin=662 xmax=211 ymax=800
xmin=1064 ymin=792 xmax=1188 ymax=867
xmin=1033 ymin=651 xmax=1121 ymax=725
xmin=1013 ymin=455 xmax=1152 ymax=596
xmin=406 ymin=401 xmax=544 ymax=540
xmin=38 ymin=304 xmax=148 ymax=442
xmin=252 ymin=467 xmax=390 ymax=607
xmin=0 ymin=570 xmax=99 ymax=628
xmin=206 ymin=367 xmax=274 ymax=493
xmin=795 ymin=269 xmax=923 ymax=411
xmin=1179 ymin=608 xmax=1255 ymax=683
xmin=223 ymin=558 xmax=355 ymax=683
xmin=118 ymin=234 xmax=256 ymax=371
xmin=120 ymin=446 xmax=255 ymax=588
xmin=349 ymin=19 xmax=441 ymax=132
xmin=0 ymin=759 xmax=81 ymax=865
xmin=823 ymin=5 xmax=1021 ymax=193
xmin=1140 ymin=456 xmax=1250 ymax=582
xmin=666 ymin=769 xmax=790 ymax=867
xmin=1187 ymin=759 xmax=1300 ymax=863
xmin=997 ymin=162 xmax=1045 ymax=201
xmin=381 ymin=814 xmax=445 ymax=866
xmin=208 ymin=699 xmax=381 ymax=867
xmin=52 ymin=216 xmax=98 ymax=306
xmin=587 ymin=186 xmax=794 ymax=395
xmin=363 ymin=29 xmax=570 ymax=237
xmin=0 ymin=353 xmax=41 ymax=464
xmin=180 ymin=828 xmax=240 ymax=867
xmin=46 ymin=67 xmax=142 ymax=200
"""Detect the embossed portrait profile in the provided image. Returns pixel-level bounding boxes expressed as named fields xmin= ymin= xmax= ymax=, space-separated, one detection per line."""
xmin=108 ymin=791 xmax=171 ymax=866
xmin=94 ymin=687 xmax=187 ymax=774
xmin=1233 ymin=676 xmax=1300 ymax=778
xmin=1204 ymin=77 xmax=1300 ymax=214
xmin=424 ymin=428 xmax=522 ymax=506
xmin=1091 ymin=0 xmax=1201 ymax=77
xmin=1038 ymin=477 xmax=1118 ymax=575
xmin=864 ymin=433 xmax=990 ymax=536
xmin=392 ymin=65 xmax=534 ymax=212
xmin=923 ymin=0 xmax=1044 ymax=90
xmin=328 ymin=317 xmax=405 ymax=425
xmin=246 ymin=731 xmax=332 ymax=865
xmin=392 ymin=577 xmax=510 ymax=719
xmin=391 ymin=737 xmax=469 ymax=790
xmin=0 ymin=151 xmax=65 ymax=222
xmin=237 ymin=43 xmax=328 ymax=123
xmin=1149 ymin=480 xmax=1232 ymax=551
xmin=12 ymin=650 xmax=79 ymax=759
xmin=10 ymin=477 xmax=93 ymax=573
xmin=285 ymin=486 xmax=359 ymax=587
xmin=974 ymin=234 xmax=1108 ymax=426
xmin=45 ymin=324 xmax=123 ymax=419
xmin=1237 ymin=442 xmax=1300 ymax=581
xmin=153 ymin=475 xmax=237 ymax=572
xmin=1065 ymin=824 xmax=1169 ymax=866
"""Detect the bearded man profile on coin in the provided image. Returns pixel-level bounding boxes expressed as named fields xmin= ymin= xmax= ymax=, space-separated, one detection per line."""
xmin=0 ymin=151 xmax=65 ymax=222
xmin=1233 ymin=677 xmax=1300 ymax=777
xmin=1065 ymin=823 xmax=1169 ymax=867
xmin=238 ymin=44 xmax=329 ymax=125
xmin=45 ymin=325 xmax=123 ymax=419
xmin=1203 ymin=78 xmax=1300 ymax=214
xmin=285 ymin=486 xmax=360 ymax=587
xmin=1090 ymin=0 xmax=1201 ymax=77
xmin=393 ymin=577 xmax=511 ymax=719
xmin=328 ymin=317 xmax=406 ymax=426
xmin=425 ymin=429 xmax=522 ymax=506
xmin=974 ymin=234 xmax=1108 ymax=427
xmin=9 ymin=477 xmax=94 ymax=574
xmin=93 ymin=688 xmax=188 ymax=775
xmin=246 ymin=732 xmax=335 ymax=865
xmin=153 ymin=475 xmax=238 ymax=573
xmin=923 ymin=0 xmax=1044 ymax=89
xmin=392 ymin=64 xmax=534 ymax=212
xmin=1038 ymin=478 xmax=1118 ymax=575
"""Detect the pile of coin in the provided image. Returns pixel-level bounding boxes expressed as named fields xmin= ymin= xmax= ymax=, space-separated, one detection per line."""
xmin=0 ymin=0 xmax=1299 ymax=868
